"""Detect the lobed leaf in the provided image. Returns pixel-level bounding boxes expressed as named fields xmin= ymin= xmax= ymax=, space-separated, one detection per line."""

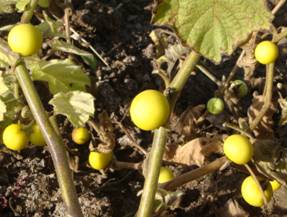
xmin=28 ymin=59 xmax=91 ymax=94
xmin=153 ymin=0 xmax=273 ymax=63
xmin=49 ymin=91 xmax=95 ymax=127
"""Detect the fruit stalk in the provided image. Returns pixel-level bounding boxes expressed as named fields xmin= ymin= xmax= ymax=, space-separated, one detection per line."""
xmin=137 ymin=51 xmax=200 ymax=217
xmin=250 ymin=63 xmax=274 ymax=130
xmin=15 ymin=63 xmax=84 ymax=217
xmin=21 ymin=0 xmax=39 ymax=24
xmin=162 ymin=157 xmax=227 ymax=191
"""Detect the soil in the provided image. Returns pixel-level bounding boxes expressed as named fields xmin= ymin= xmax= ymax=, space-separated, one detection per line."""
xmin=1 ymin=0 xmax=287 ymax=217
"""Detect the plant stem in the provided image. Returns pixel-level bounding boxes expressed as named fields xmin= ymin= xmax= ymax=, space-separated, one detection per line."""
xmin=137 ymin=51 xmax=200 ymax=217
xmin=162 ymin=157 xmax=227 ymax=191
xmin=136 ymin=127 xmax=167 ymax=217
xmin=21 ymin=0 xmax=39 ymax=23
xmin=169 ymin=51 xmax=201 ymax=92
xmin=250 ymin=63 xmax=274 ymax=130
xmin=15 ymin=63 xmax=84 ymax=217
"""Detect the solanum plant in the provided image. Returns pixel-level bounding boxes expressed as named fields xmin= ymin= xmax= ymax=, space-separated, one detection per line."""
xmin=0 ymin=0 xmax=286 ymax=217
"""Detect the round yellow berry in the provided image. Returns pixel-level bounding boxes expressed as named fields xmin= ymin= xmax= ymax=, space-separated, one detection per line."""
xmin=72 ymin=127 xmax=90 ymax=145
xmin=8 ymin=23 xmax=42 ymax=56
xmin=158 ymin=167 xmax=174 ymax=184
xmin=270 ymin=180 xmax=281 ymax=191
xmin=255 ymin=41 xmax=278 ymax=65
xmin=223 ymin=134 xmax=253 ymax=165
xmin=130 ymin=90 xmax=170 ymax=131
xmin=241 ymin=176 xmax=273 ymax=207
xmin=30 ymin=124 xmax=45 ymax=146
xmin=2 ymin=124 xmax=28 ymax=151
xmin=88 ymin=151 xmax=113 ymax=170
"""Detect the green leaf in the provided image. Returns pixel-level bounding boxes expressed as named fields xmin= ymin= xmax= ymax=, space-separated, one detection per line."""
xmin=153 ymin=0 xmax=273 ymax=63
xmin=49 ymin=91 xmax=95 ymax=127
xmin=0 ymin=0 xmax=17 ymax=13
xmin=0 ymin=99 xmax=7 ymax=121
xmin=29 ymin=59 xmax=91 ymax=94
xmin=0 ymin=76 xmax=10 ymax=96
xmin=15 ymin=0 xmax=30 ymax=12
xmin=0 ymin=73 xmax=23 ymax=123
xmin=37 ymin=12 xmax=64 ymax=38
xmin=0 ymin=39 xmax=16 ymax=66
xmin=50 ymin=40 xmax=97 ymax=70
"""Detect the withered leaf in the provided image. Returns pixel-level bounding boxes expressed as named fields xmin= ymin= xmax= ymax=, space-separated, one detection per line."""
xmin=248 ymin=95 xmax=277 ymax=138
xmin=165 ymin=136 xmax=223 ymax=167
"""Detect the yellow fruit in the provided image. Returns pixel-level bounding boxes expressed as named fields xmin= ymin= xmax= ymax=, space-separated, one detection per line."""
xmin=158 ymin=167 xmax=174 ymax=184
xmin=255 ymin=41 xmax=279 ymax=64
xmin=8 ymin=23 xmax=42 ymax=56
xmin=241 ymin=176 xmax=273 ymax=207
xmin=30 ymin=124 xmax=45 ymax=146
xmin=270 ymin=180 xmax=281 ymax=191
xmin=88 ymin=151 xmax=113 ymax=170
xmin=223 ymin=134 xmax=253 ymax=165
xmin=72 ymin=127 xmax=90 ymax=145
xmin=2 ymin=124 xmax=28 ymax=151
xmin=130 ymin=90 xmax=170 ymax=131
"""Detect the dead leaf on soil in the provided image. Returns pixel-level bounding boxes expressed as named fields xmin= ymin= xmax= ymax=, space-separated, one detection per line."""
xmin=248 ymin=95 xmax=277 ymax=138
xmin=238 ymin=32 xmax=257 ymax=80
xmin=218 ymin=199 xmax=249 ymax=217
xmin=169 ymin=104 xmax=205 ymax=138
xmin=278 ymin=96 xmax=287 ymax=126
xmin=90 ymin=111 xmax=115 ymax=152
xmin=165 ymin=136 xmax=224 ymax=167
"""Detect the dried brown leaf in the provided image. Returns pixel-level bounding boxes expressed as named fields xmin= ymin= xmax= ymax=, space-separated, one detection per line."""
xmin=219 ymin=199 xmax=249 ymax=217
xmin=165 ymin=136 xmax=223 ymax=167
xmin=278 ymin=97 xmax=287 ymax=126
xmin=92 ymin=111 xmax=115 ymax=152
xmin=170 ymin=105 xmax=205 ymax=139
xmin=238 ymin=32 xmax=257 ymax=80
xmin=248 ymin=95 xmax=277 ymax=138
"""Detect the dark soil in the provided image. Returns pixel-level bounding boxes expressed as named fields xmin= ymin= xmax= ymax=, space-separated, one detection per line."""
xmin=1 ymin=0 xmax=287 ymax=217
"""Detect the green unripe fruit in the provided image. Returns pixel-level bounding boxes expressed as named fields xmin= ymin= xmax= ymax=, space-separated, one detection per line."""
xmin=207 ymin=97 xmax=224 ymax=115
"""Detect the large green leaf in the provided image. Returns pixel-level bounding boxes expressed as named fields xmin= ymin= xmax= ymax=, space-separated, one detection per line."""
xmin=29 ymin=59 xmax=91 ymax=94
xmin=154 ymin=0 xmax=273 ymax=63
xmin=49 ymin=91 xmax=95 ymax=127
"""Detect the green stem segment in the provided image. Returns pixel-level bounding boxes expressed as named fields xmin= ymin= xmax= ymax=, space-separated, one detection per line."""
xmin=137 ymin=51 xmax=200 ymax=217
xmin=137 ymin=127 xmax=167 ymax=217
xmin=15 ymin=64 xmax=84 ymax=217
xmin=21 ymin=0 xmax=39 ymax=23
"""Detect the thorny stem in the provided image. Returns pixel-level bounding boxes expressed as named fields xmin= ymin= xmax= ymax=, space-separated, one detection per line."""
xmin=244 ymin=163 xmax=268 ymax=206
xmin=137 ymin=51 xmax=200 ymax=217
xmin=162 ymin=157 xmax=227 ymax=191
xmin=250 ymin=63 xmax=274 ymax=130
